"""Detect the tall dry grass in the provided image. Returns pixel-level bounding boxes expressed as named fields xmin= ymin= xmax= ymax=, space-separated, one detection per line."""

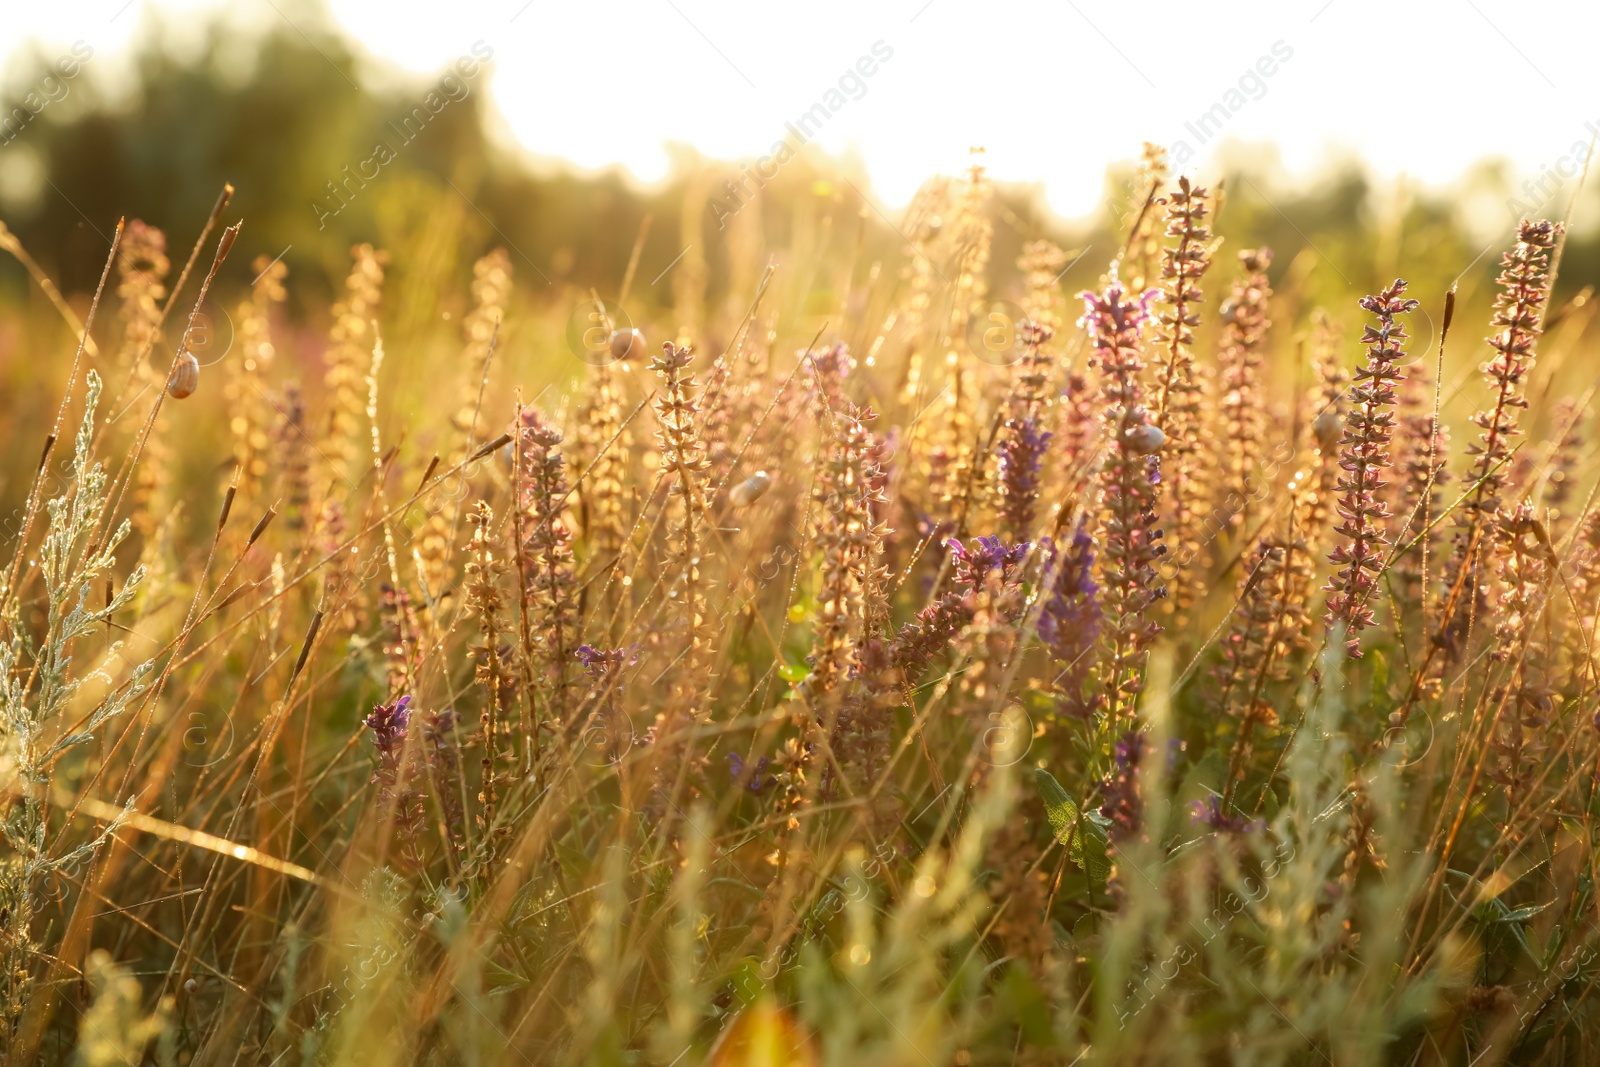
xmin=0 ymin=148 xmax=1598 ymax=1065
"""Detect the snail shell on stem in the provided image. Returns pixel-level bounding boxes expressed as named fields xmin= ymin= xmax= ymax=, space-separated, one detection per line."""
xmin=167 ymin=350 xmax=200 ymax=399
xmin=729 ymin=471 xmax=773 ymax=507
xmin=609 ymin=327 xmax=646 ymax=362
xmin=1312 ymin=409 xmax=1342 ymax=451
xmin=1124 ymin=422 xmax=1165 ymax=455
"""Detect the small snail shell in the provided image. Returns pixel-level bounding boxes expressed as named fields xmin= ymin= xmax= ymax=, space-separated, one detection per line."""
xmin=1124 ymin=423 xmax=1166 ymax=455
xmin=167 ymin=350 xmax=200 ymax=399
xmin=609 ymin=327 xmax=646 ymax=363
xmin=1312 ymin=409 xmax=1342 ymax=451
xmin=729 ymin=470 xmax=773 ymax=507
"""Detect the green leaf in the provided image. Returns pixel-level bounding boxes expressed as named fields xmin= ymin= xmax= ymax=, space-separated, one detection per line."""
xmin=1369 ymin=648 xmax=1389 ymax=705
xmin=1499 ymin=902 xmax=1554 ymax=924
xmin=483 ymin=959 xmax=529 ymax=990
xmin=554 ymin=839 xmax=592 ymax=880
xmin=1261 ymin=785 xmax=1281 ymax=821
xmin=1000 ymin=965 xmax=1059 ymax=1048
xmin=1034 ymin=768 xmax=1111 ymax=888
xmin=777 ymin=662 xmax=811 ymax=683
xmin=1071 ymin=912 xmax=1097 ymax=949
xmin=1469 ymin=894 xmax=1546 ymax=966
xmin=725 ymin=956 xmax=770 ymax=1007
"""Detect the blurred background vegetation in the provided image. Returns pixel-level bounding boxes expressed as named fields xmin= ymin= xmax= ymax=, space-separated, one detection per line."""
xmin=0 ymin=0 xmax=1595 ymax=518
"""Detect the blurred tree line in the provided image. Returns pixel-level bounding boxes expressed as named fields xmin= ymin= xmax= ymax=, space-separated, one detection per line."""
xmin=0 ymin=0 xmax=1595 ymax=371
xmin=0 ymin=10 xmax=668 ymax=318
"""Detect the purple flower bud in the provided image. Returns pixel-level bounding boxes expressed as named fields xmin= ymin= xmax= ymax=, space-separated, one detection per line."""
xmin=726 ymin=752 xmax=772 ymax=792
xmin=945 ymin=536 xmax=1030 ymax=586
xmin=364 ymin=694 xmax=412 ymax=759
xmin=576 ymin=643 xmax=641 ymax=681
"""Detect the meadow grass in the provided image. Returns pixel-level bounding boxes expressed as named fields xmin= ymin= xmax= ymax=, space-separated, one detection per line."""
xmin=1 ymin=149 xmax=1599 ymax=1065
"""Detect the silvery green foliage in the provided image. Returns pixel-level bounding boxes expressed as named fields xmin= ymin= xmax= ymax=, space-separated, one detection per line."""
xmin=72 ymin=950 xmax=174 ymax=1067
xmin=313 ymin=867 xmax=409 ymax=1063
xmin=1 ymin=371 xmax=150 ymax=1031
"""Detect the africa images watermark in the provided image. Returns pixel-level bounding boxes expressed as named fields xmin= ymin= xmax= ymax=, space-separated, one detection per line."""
xmin=1116 ymin=834 xmax=1298 ymax=1029
xmin=1157 ymin=39 xmax=1294 ymax=166
xmin=707 ymin=40 xmax=896 ymax=230
xmin=0 ymin=41 xmax=95 ymax=146
xmin=310 ymin=41 xmax=493 ymax=230
xmin=1505 ymin=119 xmax=1600 ymax=220
xmin=712 ymin=839 xmax=901 ymax=1022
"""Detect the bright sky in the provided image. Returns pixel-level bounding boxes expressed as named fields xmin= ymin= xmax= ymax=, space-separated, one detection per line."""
xmin=3 ymin=1 xmax=1597 ymax=221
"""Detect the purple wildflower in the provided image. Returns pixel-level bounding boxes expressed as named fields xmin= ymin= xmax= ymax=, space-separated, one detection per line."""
xmin=365 ymin=694 xmax=412 ymax=762
xmin=378 ymin=583 xmax=420 ymax=692
xmin=890 ymin=537 xmax=1031 ymax=677
xmin=996 ymin=417 xmax=1052 ymax=539
xmin=1080 ymin=279 xmax=1158 ymax=341
xmin=945 ymin=536 xmax=1031 ymax=586
xmin=1100 ymin=730 xmax=1145 ymax=845
xmin=1323 ymin=280 xmax=1416 ymax=657
xmin=421 ymin=707 xmax=465 ymax=852
xmin=1082 ymin=273 xmax=1167 ymax=740
xmin=889 ymin=593 xmax=970 ymax=675
xmin=997 ymin=320 xmax=1056 ymax=539
xmin=573 ymin=643 xmax=639 ymax=761
xmin=364 ymin=695 xmax=426 ymax=865
xmin=520 ymin=405 xmax=579 ymax=710
xmin=1037 ymin=521 xmax=1102 ymax=719
xmin=806 ymin=341 xmax=855 ymax=415
xmin=576 ymin=643 xmax=641 ymax=681
xmin=726 ymin=752 xmax=772 ymax=793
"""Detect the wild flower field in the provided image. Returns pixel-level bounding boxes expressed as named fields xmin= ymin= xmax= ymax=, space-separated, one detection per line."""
xmin=2 ymin=148 xmax=1599 ymax=1065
